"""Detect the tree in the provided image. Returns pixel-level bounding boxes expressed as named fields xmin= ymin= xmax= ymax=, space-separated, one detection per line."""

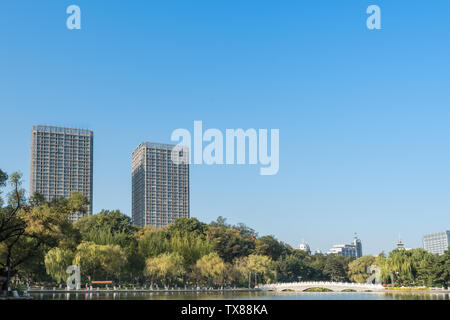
xmin=254 ymin=235 xmax=289 ymax=261
xmin=144 ymin=252 xmax=185 ymax=287
xmin=71 ymin=241 xmax=127 ymax=282
xmin=137 ymin=227 xmax=167 ymax=259
xmin=165 ymin=233 xmax=213 ymax=268
xmin=323 ymin=255 xmax=351 ymax=282
xmin=232 ymin=223 xmax=258 ymax=238
xmin=137 ymin=226 xmax=212 ymax=270
xmin=0 ymin=172 xmax=82 ymax=295
xmin=276 ymin=254 xmax=313 ymax=282
xmin=236 ymin=254 xmax=275 ymax=286
xmin=166 ymin=217 xmax=208 ymax=237
xmin=209 ymin=216 xmax=230 ymax=228
xmin=44 ymin=247 xmax=75 ymax=284
xmin=72 ymin=242 xmax=104 ymax=282
xmin=207 ymin=226 xmax=256 ymax=263
xmin=74 ymin=209 xmax=138 ymax=247
xmin=422 ymin=248 xmax=450 ymax=289
xmin=409 ymin=248 xmax=436 ymax=283
xmin=99 ymin=244 xmax=127 ymax=281
xmin=385 ymin=249 xmax=414 ymax=284
xmin=195 ymin=252 xmax=226 ymax=286
xmin=347 ymin=255 xmax=376 ymax=283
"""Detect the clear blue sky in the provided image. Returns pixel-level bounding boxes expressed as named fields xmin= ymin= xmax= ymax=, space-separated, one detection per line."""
xmin=1 ymin=1 xmax=449 ymax=255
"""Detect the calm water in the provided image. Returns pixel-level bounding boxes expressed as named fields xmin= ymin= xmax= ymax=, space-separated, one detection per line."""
xmin=30 ymin=291 xmax=450 ymax=300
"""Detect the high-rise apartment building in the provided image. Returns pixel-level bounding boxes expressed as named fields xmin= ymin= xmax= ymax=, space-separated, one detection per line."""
xmin=132 ymin=142 xmax=189 ymax=228
xmin=30 ymin=125 xmax=93 ymax=221
xmin=423 ymin=231 xmax=450 ymax=255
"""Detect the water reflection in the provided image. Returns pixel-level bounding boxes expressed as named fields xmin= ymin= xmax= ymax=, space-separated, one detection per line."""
xmin=29 ymin=291 xmax=450 ymax=300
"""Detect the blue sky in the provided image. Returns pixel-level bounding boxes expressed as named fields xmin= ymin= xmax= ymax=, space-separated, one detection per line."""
xmin=1 ymin=1 xmax=450 ymax=255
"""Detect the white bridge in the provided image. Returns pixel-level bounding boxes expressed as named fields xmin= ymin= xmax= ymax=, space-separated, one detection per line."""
xmin=259 ymin=281 xmax=385 ymax=292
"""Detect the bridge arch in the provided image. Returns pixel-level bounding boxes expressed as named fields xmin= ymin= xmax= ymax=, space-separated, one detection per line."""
xmin=260 ymin=281 xmax=385 ymax=293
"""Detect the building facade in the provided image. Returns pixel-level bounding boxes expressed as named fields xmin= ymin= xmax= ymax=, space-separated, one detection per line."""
xmin=328 ymin=244 xmax=358 ymax=257
xmin=353 ymin=235 xmax=363 ymax=258
xmin=328 ymin=235 xmax=363 ymax=258
xmin=30 ymin=125 xmax=93 ymax=221
xmin=132 ymin=142 xmax=189 ymax=228
xmin=423 ymin=231 xmax=450 ymax=255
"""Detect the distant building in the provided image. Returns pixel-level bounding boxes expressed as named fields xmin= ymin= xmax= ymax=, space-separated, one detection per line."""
xmin=396 ymin=239 xmax=412 ymax=251
xmin=328 ymin=234 xmax=363 ymax=258
xmin=353 ymin=234 xmax=363 ymax=258
xmin=314 ymin=249 xmax=322 ymax=255
xmin=423 ymin=231 xmax=450 ymax=255
xmin=132 ymin=142 xmax=189 ymax=228
xmin=328 ymin=244 xmax=358 ymax=257
xmin=30 ymin=125 xmax=93 ymax=221
xmin=396 ymin=239 xmax=405 ymax=250
xmin=298 ymin=239 xmax=311 ymax=254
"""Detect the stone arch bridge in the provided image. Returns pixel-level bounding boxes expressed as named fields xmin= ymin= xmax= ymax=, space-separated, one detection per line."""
xmin=259 ymin=281 xmax=385 ymax=293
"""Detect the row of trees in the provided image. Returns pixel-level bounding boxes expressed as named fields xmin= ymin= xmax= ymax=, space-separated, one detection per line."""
xmin=348 ymin=248 xmax=450 ymax=288
xmin=1 ymin=168 xmax=448 ymax=294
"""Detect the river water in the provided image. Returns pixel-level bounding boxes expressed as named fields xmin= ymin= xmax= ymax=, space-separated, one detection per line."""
xmin=29 ymin=291 xmax=450 ymax=300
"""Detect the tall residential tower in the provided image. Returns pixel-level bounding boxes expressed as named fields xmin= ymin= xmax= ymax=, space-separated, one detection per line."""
xmin=30 ymin=125 xmax=93 ymax=221
xmin=132 ymin=142 xmax=189 ymax=228
xmin=423 ymin=231 xmax=450 ymax=255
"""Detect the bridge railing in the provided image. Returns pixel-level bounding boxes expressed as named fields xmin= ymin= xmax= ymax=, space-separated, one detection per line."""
xmin=259 ymin=281 xmax=384 ymax=289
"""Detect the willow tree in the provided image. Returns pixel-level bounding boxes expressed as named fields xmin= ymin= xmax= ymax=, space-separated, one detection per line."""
xmin=144 ymin=252 xmax=185 ymax=287
xmin=235 ymin=254 xmax=275 ymax=286
xmin=347 ymin=255 xmax=376 ymax=283
xmin=99 ymin=244 xmax=127 ymax=281
xmin=44 ymin=247 xmax=75 ymax=284
xmin=195 ymin=252 xmax=226 ymax=287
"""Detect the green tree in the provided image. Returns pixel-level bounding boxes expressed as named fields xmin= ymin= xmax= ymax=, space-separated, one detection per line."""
xmin=385 ymin=249 xmax=413 ymax=284
xmin=0 ymin=172 xmax=82 ymax=295
xmin=44 ymin=247 xmax=75 ymax=283
xmin=74 ymin=209 xmax=138 ymax=247
xmin=207 ymin=226 xmax=256 ymax=263
xmin=209 ymin=216 xmax=230 ymax=228
xmin=73 ymin=242 xmax=104 ymax=282
xmin=323 ymin=255 xmax=351 ymax=282
xmin=165 ymin=233 xmax=213 ymax=268
xmin=254 ymin=235 xmax=290 ymax=261
xmin=166 ymin=217 xmax=208 ymax=237
xmin=409 ymin=248 xmax=436 ymax=283
xmin=276 ymin=253 xmax=313 ymax=282
xmin=72 ymin=241 xmax=127 ymax=282
xmin=347 ymin=255 xmax=376 ymax=283
xmin=136 ymin=226 xmax=212 ymax=270
xmin=99 ymin=244 xmax=127 ymax=281
xmin=422 ymin=248 xmax=450 ymax=289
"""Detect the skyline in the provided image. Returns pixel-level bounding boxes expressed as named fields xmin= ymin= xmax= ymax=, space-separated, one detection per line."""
xmin=1 ymin=1 xmax=450 ymax=254
xmin=2 ymin=122 xmax=446 ymax=256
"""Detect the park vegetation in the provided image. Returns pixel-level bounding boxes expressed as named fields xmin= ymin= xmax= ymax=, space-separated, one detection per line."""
xmin=1 ymin=169 xmax=449 ymax=294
